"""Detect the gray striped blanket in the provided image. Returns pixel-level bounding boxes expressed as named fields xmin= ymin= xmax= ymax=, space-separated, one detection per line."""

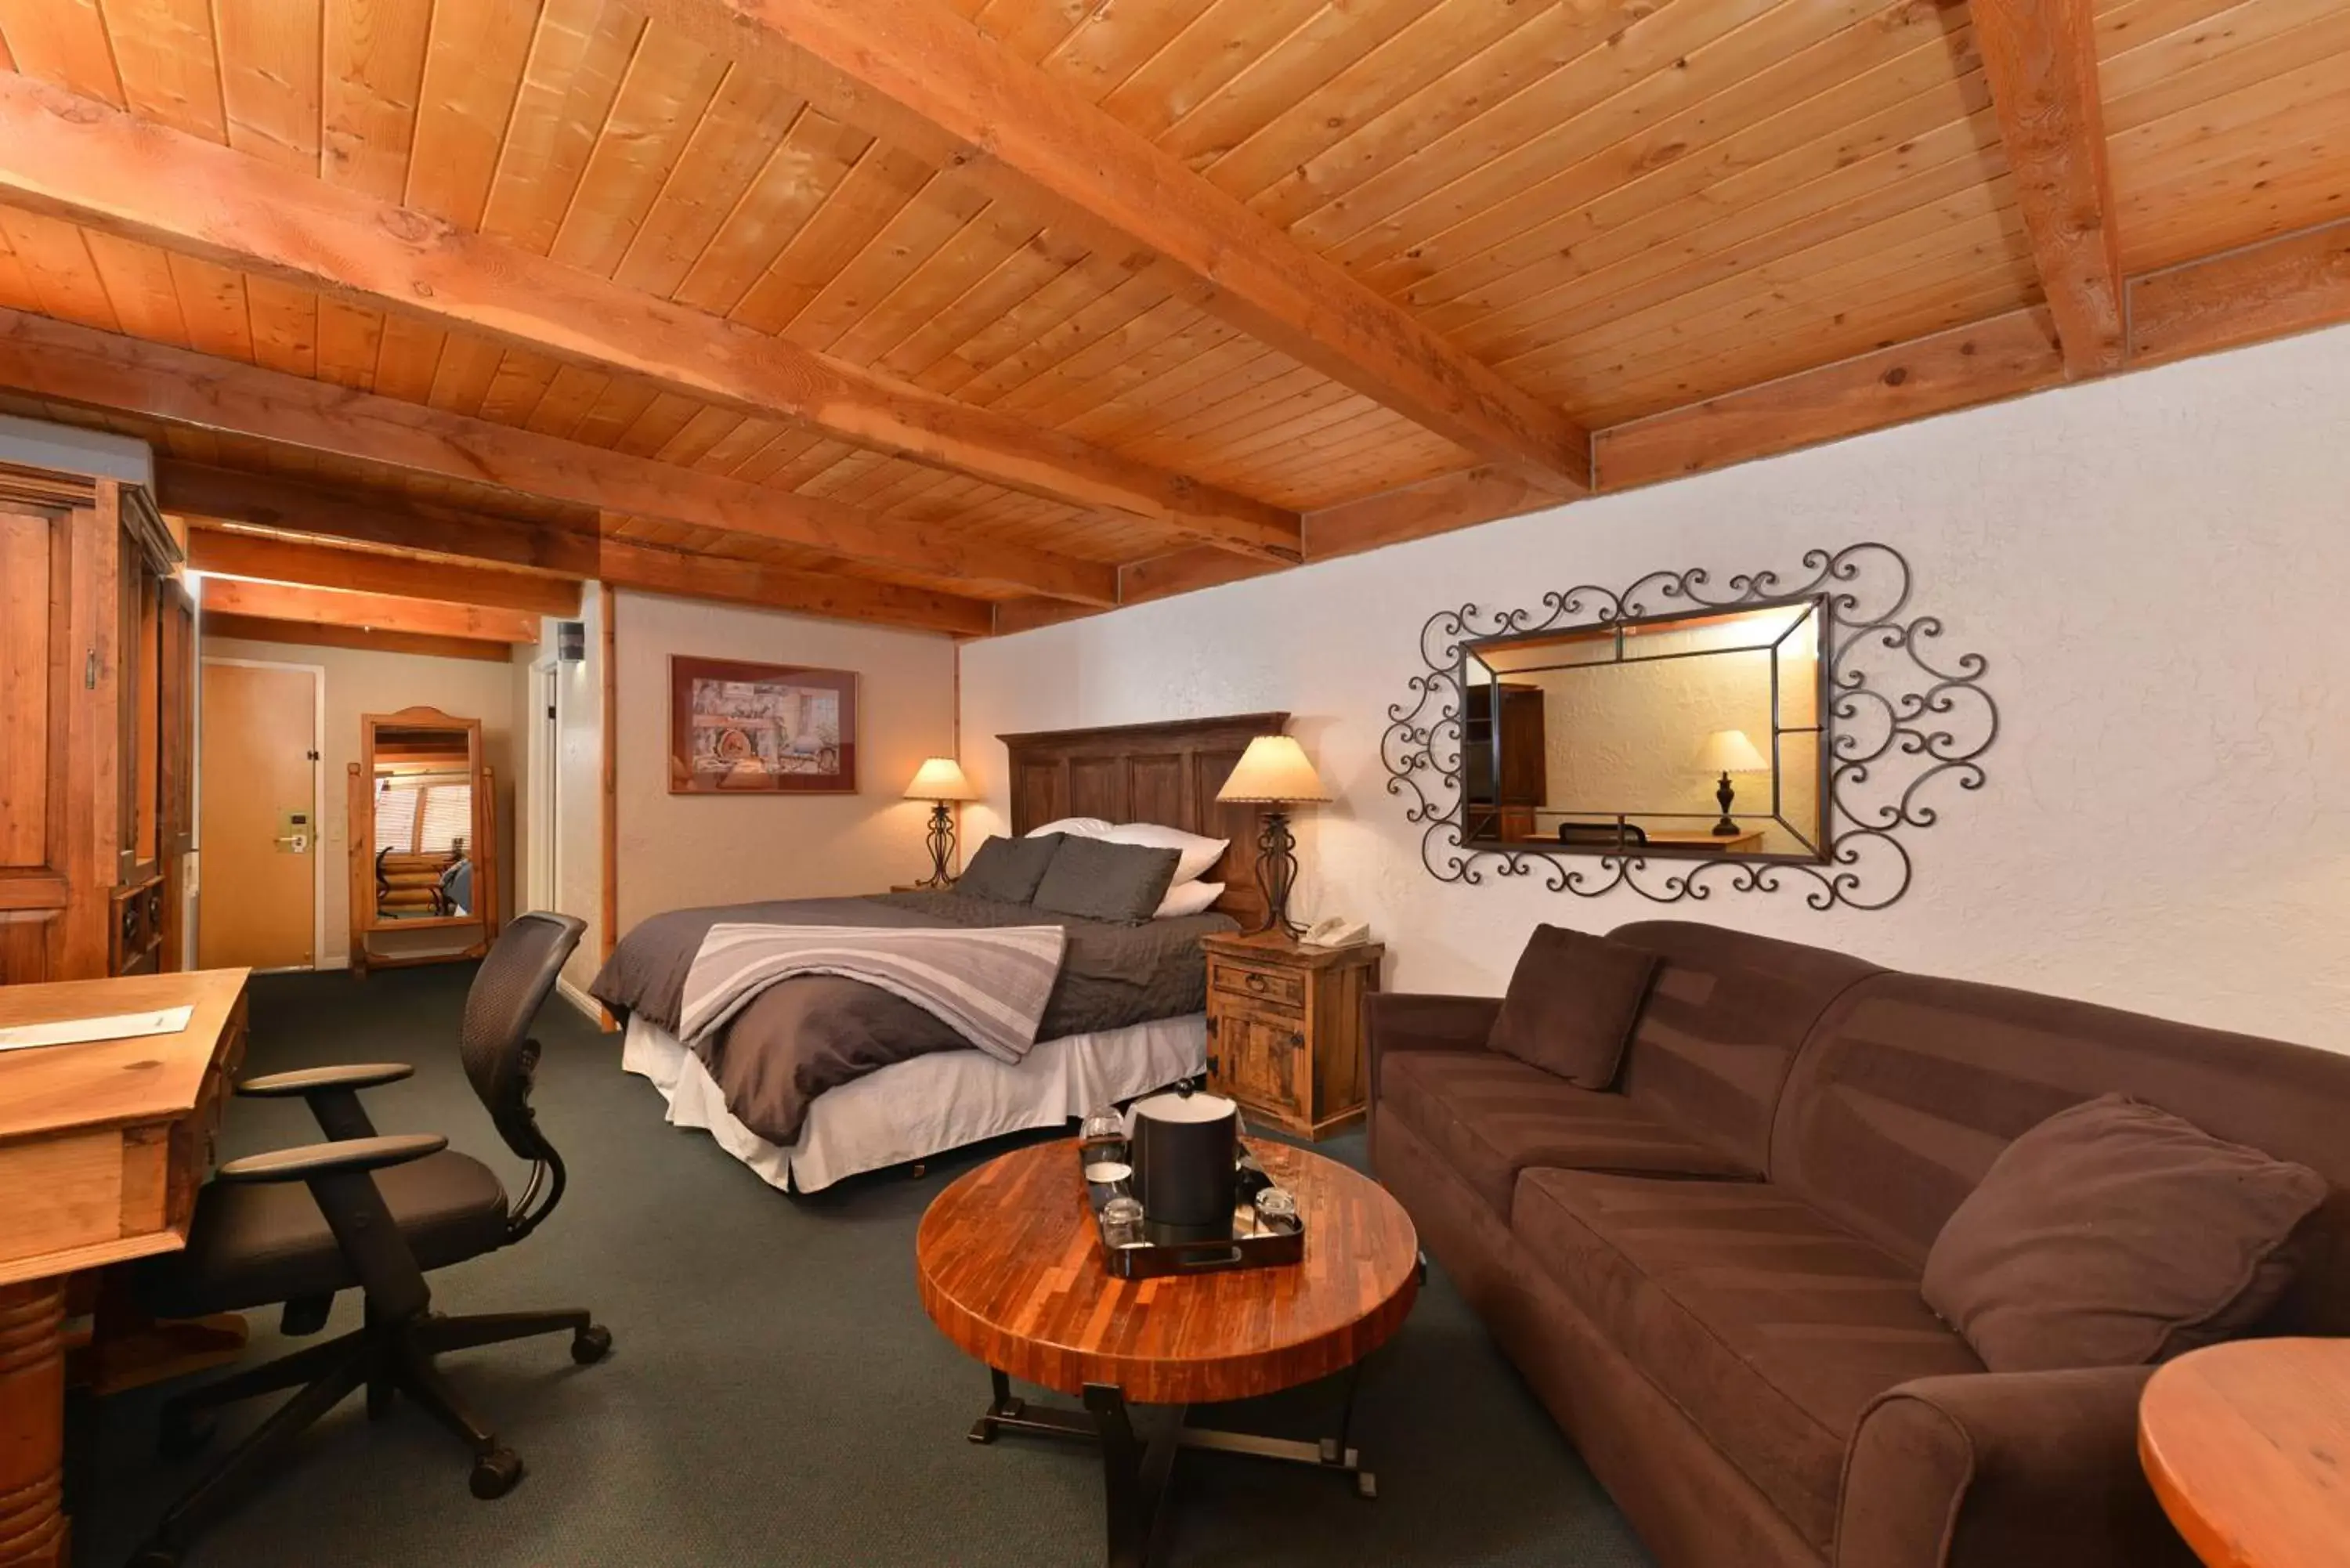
xmin=678 ymin=922 xmax=1068 ymax=1065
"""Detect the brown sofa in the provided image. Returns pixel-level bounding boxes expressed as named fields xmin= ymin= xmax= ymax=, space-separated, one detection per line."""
xmin=1369 ymin=919 xmax=2350 ymax=1568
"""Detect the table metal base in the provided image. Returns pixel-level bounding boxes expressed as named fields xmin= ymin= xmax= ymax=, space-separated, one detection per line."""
xmin=969 ymin=1367 xmax=1372 ymax=1568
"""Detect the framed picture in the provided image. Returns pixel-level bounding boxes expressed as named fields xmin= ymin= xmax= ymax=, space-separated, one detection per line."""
xmin=668 ymin=657 xmax=859 ymax=795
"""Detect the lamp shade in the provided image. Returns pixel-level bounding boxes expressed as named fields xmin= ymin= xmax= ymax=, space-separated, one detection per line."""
xmin=1216 ymin=735 xmax=1331 ymax=804
xmin=1692 ymin=728 xmax=1770 ymax=774
xmin=903 ymin=756 xmax=977 ymax=801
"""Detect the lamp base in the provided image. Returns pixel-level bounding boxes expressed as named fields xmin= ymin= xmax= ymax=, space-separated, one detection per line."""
xmin=1711 ymin=771 xmax=1741 ymax=836
xmin=1247 ymin=810 xmax=1306 ymax=941
xmin=916 ymin=802 xmax=958 ymax=889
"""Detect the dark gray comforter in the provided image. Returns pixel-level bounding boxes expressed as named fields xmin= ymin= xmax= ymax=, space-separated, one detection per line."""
xmin=591 ymin=891 xmax=1233 ymax=1147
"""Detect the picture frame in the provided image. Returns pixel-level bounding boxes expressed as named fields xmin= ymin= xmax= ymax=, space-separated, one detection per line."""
xmin=668 ymin=656 xmax=859 ymax=795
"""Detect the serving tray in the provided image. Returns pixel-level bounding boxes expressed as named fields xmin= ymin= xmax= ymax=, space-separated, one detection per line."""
xmin=1076 ymin=1140 xmax=1304 ymax=1280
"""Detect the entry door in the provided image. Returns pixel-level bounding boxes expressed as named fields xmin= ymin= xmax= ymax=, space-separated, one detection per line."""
xmin=199 ymin=660 xmax=318 ymax=969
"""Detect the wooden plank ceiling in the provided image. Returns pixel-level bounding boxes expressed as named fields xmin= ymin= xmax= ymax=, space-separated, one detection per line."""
xmin=0 ymin=0 xmax=2343 ymax=637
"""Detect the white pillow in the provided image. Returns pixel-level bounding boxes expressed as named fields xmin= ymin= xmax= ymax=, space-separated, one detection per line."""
xmin=1028 ymin=817 xmax=1111 ymax=840
xmin=1101 ymin=821 xmax=1228 ymax=886
xmin=1154 ymin=880 xmax=1224 ymax=919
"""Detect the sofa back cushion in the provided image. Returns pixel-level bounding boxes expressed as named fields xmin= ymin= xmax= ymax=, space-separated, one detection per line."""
xmin=1772 ymin=971 xmax=2350 ymax=1334
xmin=1603 ymin=922 xmax=1882 ymax=1175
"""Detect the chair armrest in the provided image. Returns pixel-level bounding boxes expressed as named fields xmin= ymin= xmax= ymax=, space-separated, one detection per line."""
xmin=238 ymin=1063 xmax=415 ymax=1097
xmin=1837 ymin=1367 xmax=2197 ymax=1568
xmin=214 ymin=1133 xmax=447 ymax=1184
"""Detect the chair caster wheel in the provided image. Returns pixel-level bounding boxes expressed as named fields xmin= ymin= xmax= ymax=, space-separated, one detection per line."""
xmin=470 ymin=1447 xmax=524 ymax=1499
xmin=1356 ymin=1472 xmax=1379 ymax=1501
xmin=128 ymin=1542 xmax=182 ymax=1567
xmin=158 ymin=1410 xmax=215 ymax=1458
xmin=571 ymin=1324 xmax=613 ymax=1364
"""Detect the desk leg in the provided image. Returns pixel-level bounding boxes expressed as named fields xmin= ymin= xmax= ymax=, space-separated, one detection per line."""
xmin=0 ymin=1280 xmax=67 ymax=1568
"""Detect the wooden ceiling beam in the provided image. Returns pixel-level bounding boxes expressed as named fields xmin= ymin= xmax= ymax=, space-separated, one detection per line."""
xmin=991 ymin=209 xmax=2350 ymax=634
xmin=0 ymin=306 xmax=1112 ymax=605
xmin=1972 ymin=0 xmax=2124 ymax=376
xmin=198 ymin=578 xmax=541 ymax=643
xmin=1595 ymin=309 xmax=2068 ymax=491
xmin=0 ymin=74 xmax=1296 ymax=563
xmin=157 ymin=462 xmax=995 ymax=638
xmin=159 ymin=462 xmax=604 ymax=576
xmin=2128 ymin=215 xmax=2350 ymax=369
xmin=648 ymin=0 xmax=1593 ymax=492
xmin=186 ymin=526 xmax=582 ymax=618
xmin=201 ymin=612 xmax=515 ymax=664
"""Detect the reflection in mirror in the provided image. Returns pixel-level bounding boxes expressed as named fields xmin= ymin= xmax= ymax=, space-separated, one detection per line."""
xmin=371 ymin=724 xmax=475 ymax=919
xmin=1463 ymin=599 xmax=1826 ymax=859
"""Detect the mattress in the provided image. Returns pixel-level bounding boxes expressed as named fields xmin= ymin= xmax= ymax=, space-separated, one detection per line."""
xmin=621 ymin=1012 xmax=1206 ymax=1193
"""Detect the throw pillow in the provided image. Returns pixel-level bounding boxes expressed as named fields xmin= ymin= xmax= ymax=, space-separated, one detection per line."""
xmin=1032 ymin=836 xmax=1182 ymax=924
xmin=1486 ymin=924 xmax=1660 ymax=1089
xmin=1097 ymin=822 xmax=1228 ymax=886
xmin=1921 ymin=1093 xmax=2327 ymax=1373
xmin=1153 ymin=880 xmax=1224 ymax=919
xmin=954 ymin=833 xmax=1063 ymax=904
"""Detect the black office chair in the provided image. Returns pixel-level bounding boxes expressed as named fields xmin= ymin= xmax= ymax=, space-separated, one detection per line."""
xmin=131 ymin=912 xmax=609 ymax=1567
xmin=1557 ymin=821 xmax=1650 ymax=848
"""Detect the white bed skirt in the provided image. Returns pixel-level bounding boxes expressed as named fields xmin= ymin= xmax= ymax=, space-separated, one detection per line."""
xmin=620 ymin=1012 xmax=1206 ymax=1193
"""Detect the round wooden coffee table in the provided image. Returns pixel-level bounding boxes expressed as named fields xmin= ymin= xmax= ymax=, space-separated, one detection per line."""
xmin=916 ymin=1136 xmax=1419 ymax=1568
xmin=2139 ymin=1338 xmax=2350 ymax=1567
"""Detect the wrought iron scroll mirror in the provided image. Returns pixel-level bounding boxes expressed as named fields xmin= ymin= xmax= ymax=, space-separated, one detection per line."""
xmin=1379 ymin=543 xmax=1998 ymax=910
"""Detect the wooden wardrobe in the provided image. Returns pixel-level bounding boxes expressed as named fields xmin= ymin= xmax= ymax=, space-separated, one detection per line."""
xmin=0 ymin=460 xmax=194 ymax=984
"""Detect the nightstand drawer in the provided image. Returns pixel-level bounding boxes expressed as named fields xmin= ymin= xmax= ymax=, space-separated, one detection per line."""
xmin=1211 ymin=963 xmax=1306 ymax=1012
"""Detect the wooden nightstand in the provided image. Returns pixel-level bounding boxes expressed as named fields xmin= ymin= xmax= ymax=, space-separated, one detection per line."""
xmin=1201 ymin=931 xmax=1385 ymax=1140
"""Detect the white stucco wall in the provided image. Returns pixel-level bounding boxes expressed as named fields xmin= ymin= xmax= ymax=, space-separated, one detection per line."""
xmin=960 ymin=323 xmax=2350 ymax=1052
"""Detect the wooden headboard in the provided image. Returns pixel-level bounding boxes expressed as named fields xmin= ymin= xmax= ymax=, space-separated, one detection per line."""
xmin=1000 ymin=712 xmax=1288 ymax=929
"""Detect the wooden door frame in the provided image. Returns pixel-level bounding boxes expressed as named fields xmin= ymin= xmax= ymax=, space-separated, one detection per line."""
xmin=527 ymin=656 xmax=559 ymax=916
xmin=199 ymin=655 xmax=326 ymax=970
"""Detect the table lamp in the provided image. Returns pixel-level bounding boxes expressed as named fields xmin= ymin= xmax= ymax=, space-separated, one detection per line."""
xmin=903 ymin=757 xmax=978 ymax=887
xmin=1692 ymin=728 xmax=1770 ymax=836
xmin=1215 ymin=735 xmax=1331 ymax=938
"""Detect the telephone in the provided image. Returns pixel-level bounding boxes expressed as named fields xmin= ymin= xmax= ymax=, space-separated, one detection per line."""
xmin=1302 ymin=915 xmax=1370 ymax=948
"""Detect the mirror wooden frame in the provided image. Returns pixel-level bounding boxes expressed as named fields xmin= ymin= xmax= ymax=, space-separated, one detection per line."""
xmin=346 ymin=704 xmax=500 ymax=974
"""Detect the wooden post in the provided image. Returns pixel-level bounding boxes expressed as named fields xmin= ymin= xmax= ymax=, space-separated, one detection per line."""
xmin=0 ymin=1279 xmax=68 ymax=1566
xmin=345 ymin=762 xmax=367 ymax=978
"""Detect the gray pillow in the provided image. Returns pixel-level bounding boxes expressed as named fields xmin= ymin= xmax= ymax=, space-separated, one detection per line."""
xmin=1921 ymin=1094 xmax=2326 ymax=1372
xmin=955 ymin=833 xmax=1062 ymax=903
xmin=1032 ymin=836 xmax=1181 ymax=924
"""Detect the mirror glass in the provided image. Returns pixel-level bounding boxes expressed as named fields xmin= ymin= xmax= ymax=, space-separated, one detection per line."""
xmin=371 ymin=724 xmax=476 ymax=920
xmin=1462 ymin=598 xmax=1828 ymax=859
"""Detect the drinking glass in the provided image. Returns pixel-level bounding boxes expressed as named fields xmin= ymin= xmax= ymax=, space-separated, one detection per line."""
xmin=1254 ymin=1186 xmax=1300 ymax=1234
xmin=1101 ymin=1195 xmax=1146 ymax=1248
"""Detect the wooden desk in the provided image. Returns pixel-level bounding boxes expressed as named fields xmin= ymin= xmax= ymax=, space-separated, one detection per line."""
xmin=2140 ymin=1338 xmax=2350 ymax=1568
xmin=1638 ymin=828 xmax=1767 ymax=852
xmin=0 ymin=970 xmax=248 ymax=1568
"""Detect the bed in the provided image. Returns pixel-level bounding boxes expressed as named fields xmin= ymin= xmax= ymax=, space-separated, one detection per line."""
xmin=598 ymin=712 xmax=1285 ymax=1191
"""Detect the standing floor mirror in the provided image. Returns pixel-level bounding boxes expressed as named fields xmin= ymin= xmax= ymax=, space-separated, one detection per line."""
xmin=347 ymin=705 xmax=500 ymax=976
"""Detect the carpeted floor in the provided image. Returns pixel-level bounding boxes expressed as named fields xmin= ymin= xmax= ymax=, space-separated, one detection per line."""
xmin=67 ymin=963 xmax=1651 ymax=1568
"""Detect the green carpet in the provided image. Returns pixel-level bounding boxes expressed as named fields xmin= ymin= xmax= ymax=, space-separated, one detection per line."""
xmin=69 ymin=964 xmax=1651 ymax=1567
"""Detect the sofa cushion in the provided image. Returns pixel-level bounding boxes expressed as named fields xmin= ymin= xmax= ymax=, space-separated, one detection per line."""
xmin=1606 ymin=921 xmax=1882 ymax=1176
xmin=1488 ymin=924 xmax=1660 ymax=1088
xmin=1770 ymin=971 xmax=2350 ymax=1335
xmin=1382 ymin=1050 xmax=1752 ymax=1217
xmin=1513 ymin=1169 xmax=1981 ymax=1550
xmin=1921 ymin=1094 xmax=2326 ymax=1372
